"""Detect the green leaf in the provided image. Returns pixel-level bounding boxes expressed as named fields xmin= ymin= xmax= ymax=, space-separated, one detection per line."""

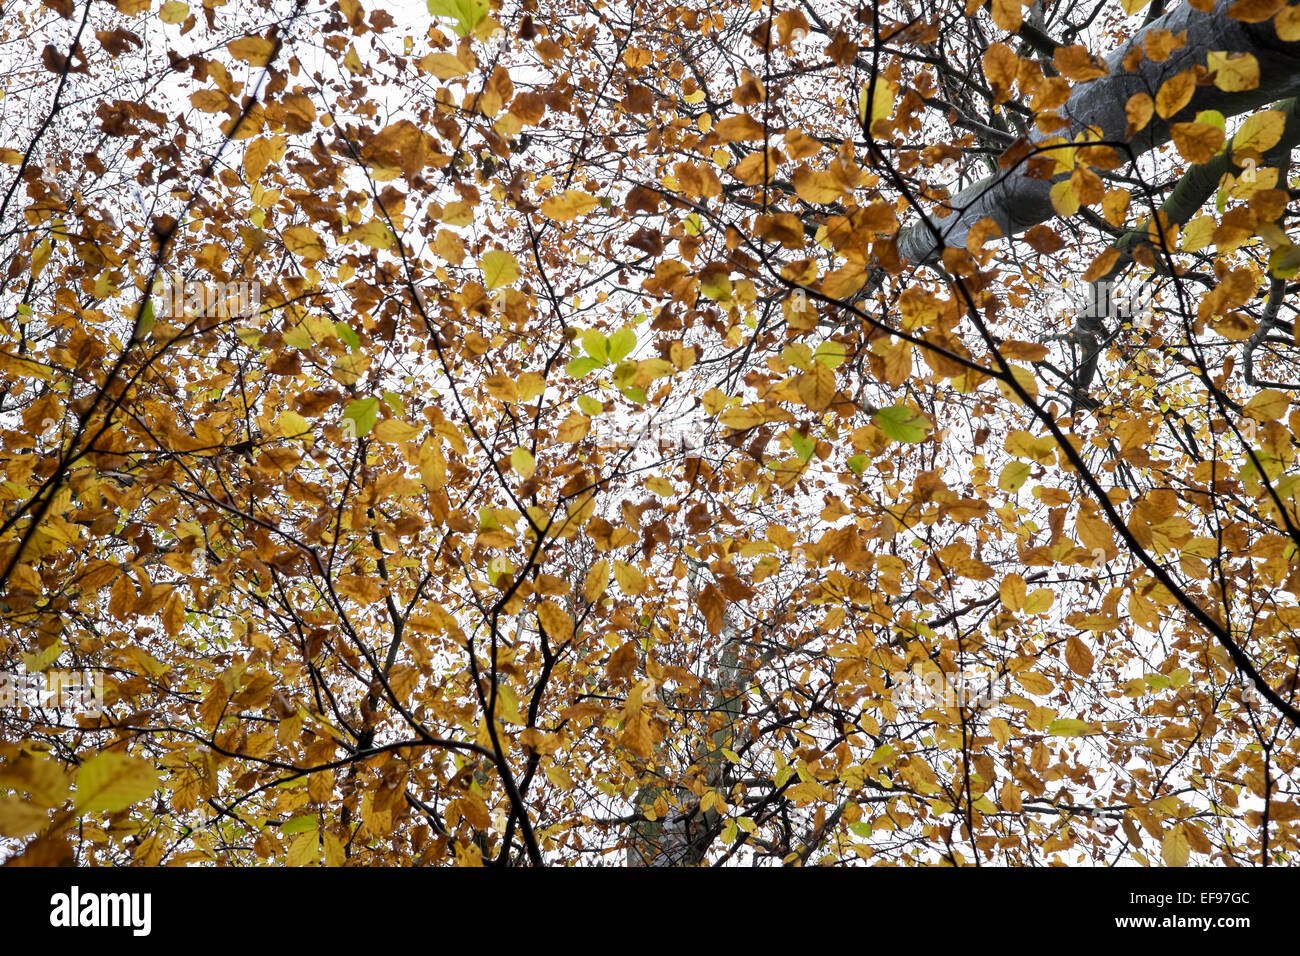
xmin=566 ymin=357 xmax=603 ymax=378
xmin=1270 ymin=243 xmax=1300 ymax=279
xmin=608 ymin=326 xmax=637 ymax=362
xmin=75 ymin=753 xmax=160 ymax=815
xmin=814 ymin=340 xmax=847 ymax=369
xmin=137 ymin=298 xmax=155 ymax=339
xmin=581 ymin=329 xmax=608 ymax=362
xmin=998 ymin=461 xmax=1032 ymax=492
xmin=510 ymin=445 xmax=536 ymax=479
xmin=480 ymin=249 xmax=518 ymax=290
xmin=576 ymin=394 xmax=604 ymax=415
xmin=283 ymin=326 xmax=313 ymax=349
xmin=847 ymin=453 xmax=867 ymax=475
xmin=382 ymin=390 xmax=406 ymax=417
xmin=700 ymin=271 xmax=732 ymax=301
xmin=343 ymin=397 xmax=380 ymax=438
xmin=283 ymin=813 xmax=318 ymax=834
xmin=1047 ymin=718 xmax=1094 ymax=737
xmin=788 ymin=429 xmax=815 ymax=462
xmin=1194 ymin=109 xmax=1226 ymax=135
xmin=873 ymin=405 xmax=932 ymax=443
xmin=20 ymin=641 xmax=61 ymax=672
xmin=427 ymin=0 xmax=488 ymax=37
xmin=335 ymin=322 xmax=360 ymax=350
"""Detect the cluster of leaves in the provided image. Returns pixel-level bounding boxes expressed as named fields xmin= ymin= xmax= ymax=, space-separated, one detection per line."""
xmin=0 ymin=0 xmax=1298 ymax=867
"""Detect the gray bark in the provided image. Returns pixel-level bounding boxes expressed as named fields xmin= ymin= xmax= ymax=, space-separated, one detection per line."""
xmin=898 ymin=0 xmax=1300 ymax=264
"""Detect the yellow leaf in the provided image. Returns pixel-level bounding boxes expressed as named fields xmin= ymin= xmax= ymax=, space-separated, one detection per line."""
xmin=510 ymin=445 xmax=536 ymax=479
xmin=797 ymin=363 xmax=837 ymax=411
xmin=1102 ymin=187 xmax=1131 ymax=226
xmin=0 ymin=796 xmax=49 ymax=838
xmin=1170 ymin=121 xmax=1225 ymax=163
xmin=556 ymin=413 xmax=591 ymax=442
xmin=714 ymin=114 xmax=766 ymax=142
xmin=984 ymin=43 xmax=1020 ymax=102
xmin=1125 ymin=92 xmax=1155 ymax=137
xmin=1053 ymin=45 xmax=1108 ymax=82
xmin=538 ymin=599 xmax=574 ymax=641
xmin=286 ymin=830 xmax=319 ymax=866
xmin=418 ymin=52 xmax=469 ymax=79
xmin=1244 ymin=388 xmax=1289 ymax=421
xmin=244 ymin=135 xmax=285 ymax=181
xmin=480 ymin=249 xmax=518 ymax=290
xmin=999 ymin=461 xmax=1031 ymax=491
xmin=545 ymin=764 xmax=574 ymax=789
xmin=1049 ymin=179 xmax=1079 ymax=217
xmin=1065 ymin=635 xmax=1095 ymax=676
xmin=346 ymin=220 xmax=395 ymax=250
xmin=1161 ymin=825 xmax=1190 ymax=866
xmin=227 ymin=36 xmax=275 ymax=66
xmin=584 ymin=559 xmax=609 ymax=603
xmin=160 ymin=1 xmax=189 ymax=23
xmin=418 ymin=440 xmax=446 ymax=490
xmin=1024 ymin=588 xmax=1054 ymax=614
xmin=373 ymin=419 xmax=419 ymax=443
xmin=190 ymin=89 xmax=232 ymax=114
xmin=283 ymin=225 xmax=327 ymax=261
xmin=1207 ymin=51 xmax=1259 ymax=91
xmin=990 ymin=0 xmax=1022 ymax=31
xmin=541 ymin=190 xmax=600 ymax=221
xmin=613 ymin=560 xmax=646 ymax=595
xmin=1233 ymin=110 xmax=1286 ymax=160
xmin=75 ymin=753 xmax=159 ymax=814
xmin=1181 ymin=214 xmax=1216 ymax=251
xmin=1278 ymin=5 xmax=1300 ymax=41
xmin=1000 ymin=573 xmax=1026 ymax=611
xmin=718 ymin=406 xmax=764 ymax=429
xmin=1155 ymin=70 xmax=1196 ymax=119
xmin=645 ymin=477 xmax=675 ymax=496
xmin=989 ymin=718 xmax=1013 ymax=748
xmin=861 ymin=79 xmax=897 ymax=130
xmin=1014 ymin=671 xmax=1054 ymax=695
xmin=995 ymin=364 xmax=1039 ymax=406
xmin=792 ymin=165 xmax=843 ymax=204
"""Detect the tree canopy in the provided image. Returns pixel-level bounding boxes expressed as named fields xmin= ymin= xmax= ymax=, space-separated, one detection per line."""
xmin=2 ymin=0 xmax=1300 ymax=867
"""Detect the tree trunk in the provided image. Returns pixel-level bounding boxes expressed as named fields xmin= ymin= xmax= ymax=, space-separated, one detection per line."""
xmin=897 ymin=0 xmax=1300 ymax=264
xmin=626 ymin=615 xmax=751 ymax=866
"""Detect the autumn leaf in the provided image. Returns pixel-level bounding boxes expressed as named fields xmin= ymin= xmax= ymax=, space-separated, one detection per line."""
xmin=1233 ymin=109 xmax=1286 ymax=160
xmin=480 ymin=249 xmax=519 ymax=290
xmin=541 ymin=190 xmax=600 ymax=221
xmin=1161 ymin=825 xmax=1191 ymax=866
xmin=227 ymin=36 xmax=275 ymax=66
xmin=1207 ymin=51 xmax=1260 ymax=91
xmin=419 ymin=53 xmax=470 ymax=79
xmin=1155 ymin=70 xmax=1197 ymax=118
xmin=75 ymin=753 xmax=159 ymax=814
xmin=537 ymin=599 xmax=574 ymax=641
